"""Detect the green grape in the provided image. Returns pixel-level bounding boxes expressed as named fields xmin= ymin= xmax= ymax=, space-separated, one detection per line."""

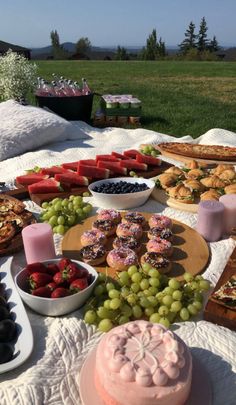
xmin=132 ymin=305 xmax=142 ymax=318
xmin=120 ymin=303 xmax=132 ymax=317
xmin=68 ymin=202 xmax=74 ymax=211
xmin=180 ymin=308 xmax=190 ymax=321
xmin=162 ymin=295 xmax=173 ymax=307
xmin=106 ymin=282 xmax=115 ymax=291
xmin=76 ymin=208 xmax=84 ymax=217
xmin=151 ymin=150 xmax=159 ymax=157
xmin=195 ymin=275 xmax=203 ymax=281
xmin=187 ymin=304 xmax=198 ymax=316
xmin=118 ymin=271 xmax=130 ymax=286
xmin=84 ymin=310 xmax=97 ymax=324
xmin=194 ymin=291 xmax=203 ymax=302
xmin=49 ymin=215 xmax=58 ymax=227
xmin=170 ymin=301 xmax=182 ymax=313
xmin=94 ymin=285 xmax=105 ymax=296
xmin=148 ymin=268 xmax=160 ymax=278
xmin=149 ymin=278 xmax=160 ymax=288
xmin=54 ymin=201 xmax=62 ymax=211
xmin=110 ymin=298 xmax=122 ymax=310
xmin=189 ymin=281 xmax=199 ymax=290
xmin=41 ymin=202 xmax=49 ymax=209
xmin=83 ymin=192 xmax=90 ymax=197
xmin=57 ymin=216 xmax=65 ymax=225
xmin=143 ymin=145 xmax=150 ymax=154
xmin=163 ymin=287 xmax=174 ymax=295
xmin=143 ymin=289 xmax=152 ymax=297
xmin=62 ymin=199 xmax=69 ymax=207
xmin=183 ymin=272 xmax=193 ymax=282
xmin=108 ymin=289 xmax=120 ymax=299
xmin=52 ymin=197 xmax=61 ymax=204
xmin=156 ymin=292 xmax=164 ymax=302
xmin=97 ymin=273 xmax=106 ymax=283
xmin=148 ymin=286 xmax=158 ymax=296
xmin=145 ymin=307 xmax=154 ymax=317
xmin=158 ymin=305 xmax=169 ymax=316
xmin=192 ymin=300 xmax=202 ymax=311
xmin=98 ymin=319 xmax=113 ymax=332
xmin=131 ymin=283 xmax=140 ymax=293
xmin=199 ymin=280 xmax=210 ymax=291
xmin=69 ymin=195 xmax=75 ymax=201
xmin=47 ymin=207 xmax=56 ymax=217
xmin=139 ymin=297 xmax=151 ymax=308
xmin=128 ymin=265 xmax=138 ymax=276
xmin=129 ymin=171 xmax=136 ymax=177
xmin=137 ymin=291 xmax=144 ymax=298
xmin=140 ymin=279 xmax=149 ymax=290
xmin=53 ymin=226 xmax=58 ymax=234
xmin=127 ymin=293 xmax=138 ymax=305
xmin=168 ymin=278 xmax=180 ymax=290
xmin=42 ymin=212 xmax=51 ymax=221
xmin=97 ymin=306 xmax=112 ymax=319
xmin=57 ymin=225 xmax=65 ymax=235
xmin=103 ymin=299 xmax=111 ymax=309
xmin=149 ymin=313 xmax=161 ymax=323
xmin=159 ymin=317 xmax=170 ymax=328
xmin=67 ymin=215 xmax=76 ymax=225
xmin=73 ymin=196 xmax=83 ymax=205
xmin=118 ymin=315 xmax=130 ymax=325
xmin=142 ymin=262 xmax=151 ymax=273
xmin=172 ymin=290 xmax=183 ymax=301
xmin=147 ymin=296 xmax=158 ymax=307
xmin=83 ymin=205 xmax=92 ymax=215
xmin=121 ymin=286 xmax=130 ymax=298
xmin=131 ymin=272 xmax=142 ymax=283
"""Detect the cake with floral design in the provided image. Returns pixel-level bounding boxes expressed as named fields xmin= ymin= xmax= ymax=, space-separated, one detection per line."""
xmin=95 ymin=320 xmax=192 ymax=405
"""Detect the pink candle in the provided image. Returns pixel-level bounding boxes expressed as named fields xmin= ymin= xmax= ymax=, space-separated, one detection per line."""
xmin=219 ymin=194 xmax=236 ymax=235
xmin=22 ymin=223 xmax=56 ymax=264
xmin=196 ymin=200 xmax=224 ymax=242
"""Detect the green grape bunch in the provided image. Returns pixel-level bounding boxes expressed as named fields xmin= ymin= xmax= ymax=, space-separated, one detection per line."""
xmin=139 ymin=145 xmax=160 ymax=157
xmin=39 ymin=195 xmax=93 ymax=235
xmin=83 ymin=264 xmax=211 ymax=333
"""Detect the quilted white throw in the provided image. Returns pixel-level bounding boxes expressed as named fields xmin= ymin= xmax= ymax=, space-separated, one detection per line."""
xmin=0 ymin=121 xmax=236 ymax=405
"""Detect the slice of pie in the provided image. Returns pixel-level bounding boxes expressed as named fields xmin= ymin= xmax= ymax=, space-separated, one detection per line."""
xmin=210 ymin=274 xmax=236 ymax=311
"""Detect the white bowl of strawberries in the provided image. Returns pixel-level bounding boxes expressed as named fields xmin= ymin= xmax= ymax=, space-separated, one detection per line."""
xmin=15 ymin=258 xmax=98 ymax=316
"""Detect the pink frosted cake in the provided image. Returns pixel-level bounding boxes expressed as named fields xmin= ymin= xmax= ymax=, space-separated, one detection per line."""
xmin=95 ymin=321 xmax=192 ymax=405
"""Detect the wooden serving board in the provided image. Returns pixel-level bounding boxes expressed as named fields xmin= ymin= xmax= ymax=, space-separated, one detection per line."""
xmin=3 ymin=161 xmax=172 ymax=205
xmin=62 ymin=212 xmax=210 ymax=280
xmin=151 ymin=187 xmax=199 ymax=213
xmin=154 ymin=148 xmax=236 ymax=166
xmin=204 ymin=245 xmax=236 ymax=331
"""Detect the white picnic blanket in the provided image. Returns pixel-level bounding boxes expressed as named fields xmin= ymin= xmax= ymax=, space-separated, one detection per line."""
xmin=0 ymin=123 xmax=236 ymax=405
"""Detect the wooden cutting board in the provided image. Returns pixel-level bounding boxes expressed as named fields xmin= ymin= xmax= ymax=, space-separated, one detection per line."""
xmin=151 ymin=187 xmax=199 ymax=213
xmin=62 ymin=212 xmax=210 ymax=280
xmin=204 ymin=244 xmax=236 ymax=331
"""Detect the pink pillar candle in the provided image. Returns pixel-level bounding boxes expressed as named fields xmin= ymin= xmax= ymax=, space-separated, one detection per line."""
xmin=219 ymin=194 xmax=236 ymax=235
xmin=22 ymin=223 xmax=56 ymax=264
xmin=196 ymin=200 xmax=224 ymax=242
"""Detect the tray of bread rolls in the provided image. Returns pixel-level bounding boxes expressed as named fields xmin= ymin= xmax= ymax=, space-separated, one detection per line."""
xmin=151 ymin=160 xmax=236 ymax=213
xmin=62 ymin=210 xmax=210 ymax=280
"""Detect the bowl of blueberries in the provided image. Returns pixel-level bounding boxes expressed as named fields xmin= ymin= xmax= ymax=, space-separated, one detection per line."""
xmin=88 ymin=177 xmax=155 ymax=209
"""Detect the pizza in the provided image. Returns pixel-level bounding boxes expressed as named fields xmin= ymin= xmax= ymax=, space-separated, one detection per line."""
xmin=210 ymin=274 xmax=236 ymax=310
xmin=156 ymin=143 xmax=236 ymax=161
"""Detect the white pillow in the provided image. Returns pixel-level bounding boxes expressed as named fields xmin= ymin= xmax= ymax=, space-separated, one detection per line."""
xmin=0 ymin=100 xmax=86 ymax=161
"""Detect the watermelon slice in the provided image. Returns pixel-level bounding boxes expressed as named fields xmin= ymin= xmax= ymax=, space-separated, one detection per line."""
xmin=95 ymin=154 xmax=120 ymax=163
xmin=78 ymin=164 xmax=110 ymax=179
xmin=54 ymin=173 xmax=89 ymax=186
xmin=97 ymin=161 xmax=127 ymax=175
xmin=28 ymin=179 xmax=63 ymax=194
xmin=16 ymin=173 xmax=49 ymax=186
xmin=111 ymin=151 xmax=130 ymax=160
xmin=79 ymin=159 xmax=97 ymax=166
xmin=40 ymin=166 xmax=69 ymax=176
xmin=119 ymin=160 xmax=148 ymax=171
xmin=123 ymin=149 xmax=140 ymax=158
xmin=136 ymin=153 xmax=161 ymax=166
xmin=62 ymin=161 xmax=79 ymax=171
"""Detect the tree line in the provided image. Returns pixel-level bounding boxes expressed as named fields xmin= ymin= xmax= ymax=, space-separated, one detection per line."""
xmin=50 ymin=17 xmax=221 ymax=61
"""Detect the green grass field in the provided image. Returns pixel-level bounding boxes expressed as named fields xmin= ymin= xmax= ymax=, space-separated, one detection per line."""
xmin=36 ymin=60 xmax=236 ymax=138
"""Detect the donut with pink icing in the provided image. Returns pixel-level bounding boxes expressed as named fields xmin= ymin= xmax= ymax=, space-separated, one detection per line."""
xmin=80 ymin=229 xmax=107 ymax=247
xmin=97 ymin=209 xmax=121 ymax=224
xmin=106 ymin=247 xmax=138 ymax=271
xmin=94 ymin=320 xmax=192 ymax=405
xmin=113 ymin=236 xmax=141 ymax=253
xmin=141 ymin=252 xmax=171 ymax=274
xmin=122 ymin=211 xmax=146 ymax=227
xmin=148 ymin=214 xmax=172 ymax=229
xmin=116 ymin=222 xmax=143 ymax=240
xmin=92 ymin=219 xmax=116 ymax=237
xmin=146 ymin=237 xmax=173 ymax=256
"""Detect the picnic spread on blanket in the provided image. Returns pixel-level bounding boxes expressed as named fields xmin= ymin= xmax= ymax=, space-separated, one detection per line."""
xmin=0 ymin=101 xmax=236 ymax=405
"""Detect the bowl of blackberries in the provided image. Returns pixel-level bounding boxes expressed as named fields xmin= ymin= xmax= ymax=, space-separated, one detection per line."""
xmin=88 ymin=177 xmax=155 ymax=209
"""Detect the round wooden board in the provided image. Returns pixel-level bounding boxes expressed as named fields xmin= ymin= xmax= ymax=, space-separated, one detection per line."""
xmin=158 ymin=149 xmax=236 ymax=166
xmin=62 ymin=212 xmax=210 ymax=280
xmin=151 ymin=187 xmax=199 ymax=213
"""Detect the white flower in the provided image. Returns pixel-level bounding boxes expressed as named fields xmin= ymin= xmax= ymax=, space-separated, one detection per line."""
xmin=0 ymin=49 xmax=38 ymax=101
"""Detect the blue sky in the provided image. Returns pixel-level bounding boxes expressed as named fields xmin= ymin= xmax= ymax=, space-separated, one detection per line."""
xmin=1 ymin=0 xmax=236 ymax=48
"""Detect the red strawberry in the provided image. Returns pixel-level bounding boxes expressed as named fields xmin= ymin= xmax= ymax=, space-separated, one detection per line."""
xmin=51 ymin=288 xmax=70 ymax=298
xmin=46 ymin=263 xmax=60 ymax=276
xmin=70 ymin=277 xmax=88 ymax=293
xmin=53 ymin=272 xmax=66 ymax=285
xmin=62 ymin=262 xmax=84 ymax=283
xmin=26 ymin=262 xmax=48 ymax=275
xmin=46 ymin=282 xmax=57 ymax=292
xmin=58 ymin=258 xmax=72 ymax=271
xmin=29 ymin=273 xmax=53 ymax=290
xmin=32 ymin=287 xmax=51 ymax=298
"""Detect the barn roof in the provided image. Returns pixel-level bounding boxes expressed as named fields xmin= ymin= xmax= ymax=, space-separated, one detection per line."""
xmin=0 ymin=40 xmax=30 ymax=52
